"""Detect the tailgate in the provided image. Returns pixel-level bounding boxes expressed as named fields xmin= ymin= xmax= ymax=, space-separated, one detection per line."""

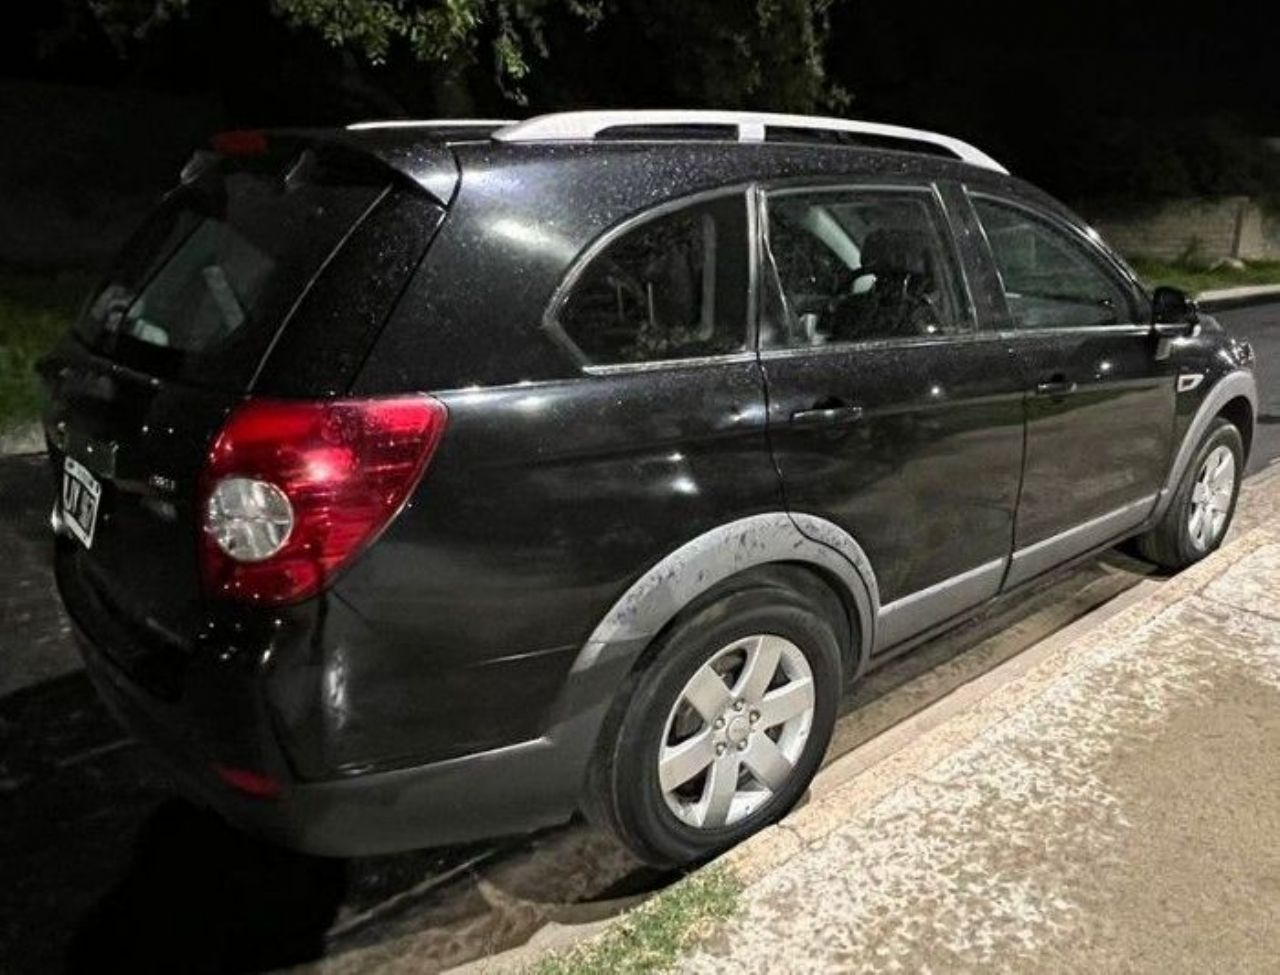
xmin=41 ymin=134 xmax=436 ymax=656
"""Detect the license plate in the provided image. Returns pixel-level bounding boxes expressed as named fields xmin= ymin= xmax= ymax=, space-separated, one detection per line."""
xmin=61 ymin=456 xmax=102 ymax=549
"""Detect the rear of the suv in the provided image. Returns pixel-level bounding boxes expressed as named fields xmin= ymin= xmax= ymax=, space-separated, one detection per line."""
xmin=44 ymin=113 xmax=1255 ymax=867
xmin=42 ymin=129 xmax=474 ymax=843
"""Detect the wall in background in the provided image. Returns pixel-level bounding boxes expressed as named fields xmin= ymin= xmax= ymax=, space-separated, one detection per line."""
xmin=1088 ymin=197 xmax=1280 ymax=265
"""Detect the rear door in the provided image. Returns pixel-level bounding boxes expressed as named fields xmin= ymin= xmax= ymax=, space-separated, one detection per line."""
xmin=966 ymin=193 xmax=1175 ymax=586
xmin=42 ymin=141 xmax=438 ymax=654
xmin=759 ymin=181 xmax=1025 ymax=653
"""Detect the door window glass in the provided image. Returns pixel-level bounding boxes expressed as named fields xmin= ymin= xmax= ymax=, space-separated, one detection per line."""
xmin=557 ymin=194 xmax=749 ymax=365
xmin=973 ymin=198 xmax=1132 ymax=329
xmin=764 ymin=189 xmax=966 ymax=347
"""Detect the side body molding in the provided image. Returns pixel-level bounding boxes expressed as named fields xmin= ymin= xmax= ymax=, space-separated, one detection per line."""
xmin=571 ymin=512 xmax=879 ymax=679
xmin=1151 ymin=369 xmax=1258 ymax=523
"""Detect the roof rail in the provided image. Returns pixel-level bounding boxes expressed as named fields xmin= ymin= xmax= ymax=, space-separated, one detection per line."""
xmin=492 ymin=110 xmax=1007 ymax=174
xmin=346 ymin=119 xmax=517 ymax=131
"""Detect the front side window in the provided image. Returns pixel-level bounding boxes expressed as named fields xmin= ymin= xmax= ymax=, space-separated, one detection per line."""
xmin=764 ymin=188 xmax=966 ymax=347
xmin=973 ymin=198 xmax=1133 ymax=329
xmin=556 ymin=195 xmax=749 ymax=365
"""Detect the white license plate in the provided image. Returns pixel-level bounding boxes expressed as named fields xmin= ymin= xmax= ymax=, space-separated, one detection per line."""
xmin=61 ymin=456 xmax=102 ymax=550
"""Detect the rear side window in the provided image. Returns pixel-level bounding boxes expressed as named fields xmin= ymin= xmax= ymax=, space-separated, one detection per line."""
xmin=972 ymin=197 xmax=1133 ymax=329
xmin=764 ymin=188 xmax=967 ymax=347
xmin=556 ymin=194 xmax=749 ymax=366
xmin=75 ymin=148 xmax=387 ymax=388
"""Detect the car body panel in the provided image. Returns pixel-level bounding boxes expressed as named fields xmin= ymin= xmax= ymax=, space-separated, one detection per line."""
xmin=43 ymin=129 xmax=1258 ymax=855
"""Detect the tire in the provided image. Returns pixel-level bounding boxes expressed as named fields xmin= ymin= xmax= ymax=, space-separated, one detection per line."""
xmin=586 ymin=569 xmax=844 ymax=866
xmin=1136 ymin=417 xmax=1243 ymax=570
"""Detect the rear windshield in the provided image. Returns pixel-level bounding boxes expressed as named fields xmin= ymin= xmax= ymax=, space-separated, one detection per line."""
xmin=74 ymin=147 xmax=387 ymax=388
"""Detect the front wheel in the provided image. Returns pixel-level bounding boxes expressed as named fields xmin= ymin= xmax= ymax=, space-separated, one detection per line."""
xmin=587 ymin=575 xmax=843 ymax=866
xmin=1136 ymin=417 xmax=1243 ymax=570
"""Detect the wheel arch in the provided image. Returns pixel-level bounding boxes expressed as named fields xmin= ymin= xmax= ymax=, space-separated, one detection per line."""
xmin=1219 ymin=394 xmax=1255 ymax=460
xmin=1153 ymin=369 xmax=1257 ymax=523
xmin=569 ymin=513 xmax=879 ymax=686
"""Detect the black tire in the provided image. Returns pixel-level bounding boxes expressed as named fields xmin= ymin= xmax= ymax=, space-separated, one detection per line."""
xmin=1136 ymin=417 xmax=1243 ymax=570
xmin=586 ymin=568 xmax=844 ymax=866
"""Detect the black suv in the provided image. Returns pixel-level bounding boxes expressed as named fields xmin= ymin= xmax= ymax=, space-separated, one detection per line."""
xmin=42 ymin=111 xmax=1257 ymax=866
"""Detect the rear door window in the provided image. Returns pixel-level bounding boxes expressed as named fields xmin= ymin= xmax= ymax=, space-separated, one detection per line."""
xmin=554 ymin=193 xmax=750 ymax=366
xmin=75 ymin=148 xmax=387 ymax=389
xmin=763 ymin=187 xmax=968 ymax=347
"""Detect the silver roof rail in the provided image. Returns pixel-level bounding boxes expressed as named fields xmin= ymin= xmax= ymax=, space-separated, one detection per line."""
xmin=346 ymin=119 xmax=517 ymax=131
xmin=492 ymin=110 xmax=1007 ymax=174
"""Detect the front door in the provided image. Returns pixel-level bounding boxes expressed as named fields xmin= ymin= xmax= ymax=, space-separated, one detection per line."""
xmin=759 ymin=183 xmax=1025 ymax=652
xmin=967 ymin=194 xmax=1177 ymax=586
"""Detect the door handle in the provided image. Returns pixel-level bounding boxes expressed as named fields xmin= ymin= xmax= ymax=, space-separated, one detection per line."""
xmin=790 ymin=405 xmax=865 ymax=428
xmin=1034 ymin=376 xmax=1077 ymax=397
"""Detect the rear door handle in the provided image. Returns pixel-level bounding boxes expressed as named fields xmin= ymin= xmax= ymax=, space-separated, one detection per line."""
xmin=790 ymin=405 xmax=864 ymax=428
xmin=1034 ymin=377 xmax=1077 ymax=397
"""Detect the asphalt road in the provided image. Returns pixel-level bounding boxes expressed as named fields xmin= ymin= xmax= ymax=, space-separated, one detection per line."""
xmin=1214 ymin=300 xmax=1280 ymax=474
xmin=1 ymin=300 xmax=1276 ymax=974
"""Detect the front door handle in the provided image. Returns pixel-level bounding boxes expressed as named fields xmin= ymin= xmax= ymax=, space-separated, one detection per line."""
xmin=1034 ymin=376 xmax=1078 ymax=397
xmin=790 ymin=405 xmax=865 ymax=428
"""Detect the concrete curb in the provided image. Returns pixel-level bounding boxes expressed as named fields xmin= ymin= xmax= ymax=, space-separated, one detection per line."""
xmin=1198 ymin=283 xmax=1280 ymax=311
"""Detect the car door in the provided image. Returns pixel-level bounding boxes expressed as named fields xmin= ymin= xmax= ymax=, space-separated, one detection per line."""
xmin=966 ymin=193 xmax=1176 ymax=586
xmin=759 ymin=182 xmax=1026 ymax=653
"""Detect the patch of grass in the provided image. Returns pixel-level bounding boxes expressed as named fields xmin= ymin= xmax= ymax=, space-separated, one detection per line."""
xmin=529 ymin=866 xmax=742 ymax=975
xmin=1126 ymin=258 xmax=1280 ymax=297
xmin=0 ymin=270 xmax=95 ymax=431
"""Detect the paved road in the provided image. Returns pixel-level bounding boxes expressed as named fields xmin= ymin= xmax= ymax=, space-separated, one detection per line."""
xmin=1 ymin=301 xmax=1276 ymax=973
xmin=1213 ymin=301 xmax=1280 ymax=475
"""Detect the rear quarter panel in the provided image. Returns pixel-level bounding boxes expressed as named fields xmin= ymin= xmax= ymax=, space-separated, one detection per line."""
xmin=318 ymin=364 xmax=778 ymax=771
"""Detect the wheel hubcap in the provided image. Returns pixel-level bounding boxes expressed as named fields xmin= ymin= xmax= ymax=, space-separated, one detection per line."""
xmin=658 ymin=634 xmax=815 ymax=830
xmin=1188 ymin=444 xmax=1236 ymax=551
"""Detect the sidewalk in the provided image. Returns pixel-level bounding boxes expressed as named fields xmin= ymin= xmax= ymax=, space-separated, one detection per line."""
xmin=665 ymin=473 xmax=1280 ymax=972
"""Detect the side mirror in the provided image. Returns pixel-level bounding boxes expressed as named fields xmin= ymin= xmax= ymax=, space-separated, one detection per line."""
xmin=1151 ymin=285 xmax=1199 ymax=337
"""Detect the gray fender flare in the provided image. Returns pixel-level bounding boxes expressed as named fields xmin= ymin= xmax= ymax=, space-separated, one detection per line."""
xmin=1151 ymin=369 xmax=1258 ymax=523
xmin=570 ymin=512 xmax=880 ymax=681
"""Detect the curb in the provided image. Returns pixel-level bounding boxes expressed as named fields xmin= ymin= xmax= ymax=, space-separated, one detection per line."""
xmin=1198 ymin=284 xmax=1280 ymax=312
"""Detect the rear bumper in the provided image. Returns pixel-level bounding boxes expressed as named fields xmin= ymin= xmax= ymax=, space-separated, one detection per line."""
xmin=76 ymin=619 xmax=612 ymax=855
xmin=57 ymin=543 xmax=628 ymax=856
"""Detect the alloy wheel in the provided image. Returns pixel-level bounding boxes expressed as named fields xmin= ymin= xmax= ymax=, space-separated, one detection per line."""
xmin=657 ymin=634 xmax=816 ymax=829
xmin=1188 ymin=444 xmax=1236 ymax=551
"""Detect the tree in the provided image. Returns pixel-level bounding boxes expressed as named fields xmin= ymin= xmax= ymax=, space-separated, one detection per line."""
xmin=84 ymin=0 xmax=846 ymax=113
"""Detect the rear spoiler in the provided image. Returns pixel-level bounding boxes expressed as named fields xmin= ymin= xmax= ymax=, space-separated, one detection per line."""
xmin=182 ymin=127 xmax=462 ymax=208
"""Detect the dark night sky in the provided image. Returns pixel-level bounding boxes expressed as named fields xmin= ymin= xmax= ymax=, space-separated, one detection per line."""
xmin=3 ymin=0 xmax=1277 ymax=202
xmin=6 ymin=1 xmax=1277 ymax=126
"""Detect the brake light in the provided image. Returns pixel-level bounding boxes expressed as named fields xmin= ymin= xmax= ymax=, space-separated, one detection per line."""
xmin=199 ymin=396 xmax=447 ymax=605
xmin=211 ymin=129 xmax=268 ymax=156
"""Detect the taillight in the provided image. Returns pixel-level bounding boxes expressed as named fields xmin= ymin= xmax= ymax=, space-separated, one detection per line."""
xmin=214 ymin=764 xmax=282 ymax=800
xmin=199 ymin=396 xmax=447 ymax=605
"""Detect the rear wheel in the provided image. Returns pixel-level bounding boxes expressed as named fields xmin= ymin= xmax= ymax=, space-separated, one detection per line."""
xmin=587 ymin=572 xmax=843 ymax=866
xmin=1136 ymin=417 xmax=1243 ymax=570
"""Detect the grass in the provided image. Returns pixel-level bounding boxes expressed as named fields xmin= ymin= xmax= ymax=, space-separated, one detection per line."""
xmin=528 ymin=866 xmax=742 ymax=975
xmin=1126 ymin=257 xmax=1280 ymax=296
xmin=0 ymin=270 xmax=94 ymax=432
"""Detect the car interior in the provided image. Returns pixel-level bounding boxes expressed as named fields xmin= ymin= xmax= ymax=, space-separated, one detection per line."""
xmin=766 ymin=193 xmax=961 ymax=346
